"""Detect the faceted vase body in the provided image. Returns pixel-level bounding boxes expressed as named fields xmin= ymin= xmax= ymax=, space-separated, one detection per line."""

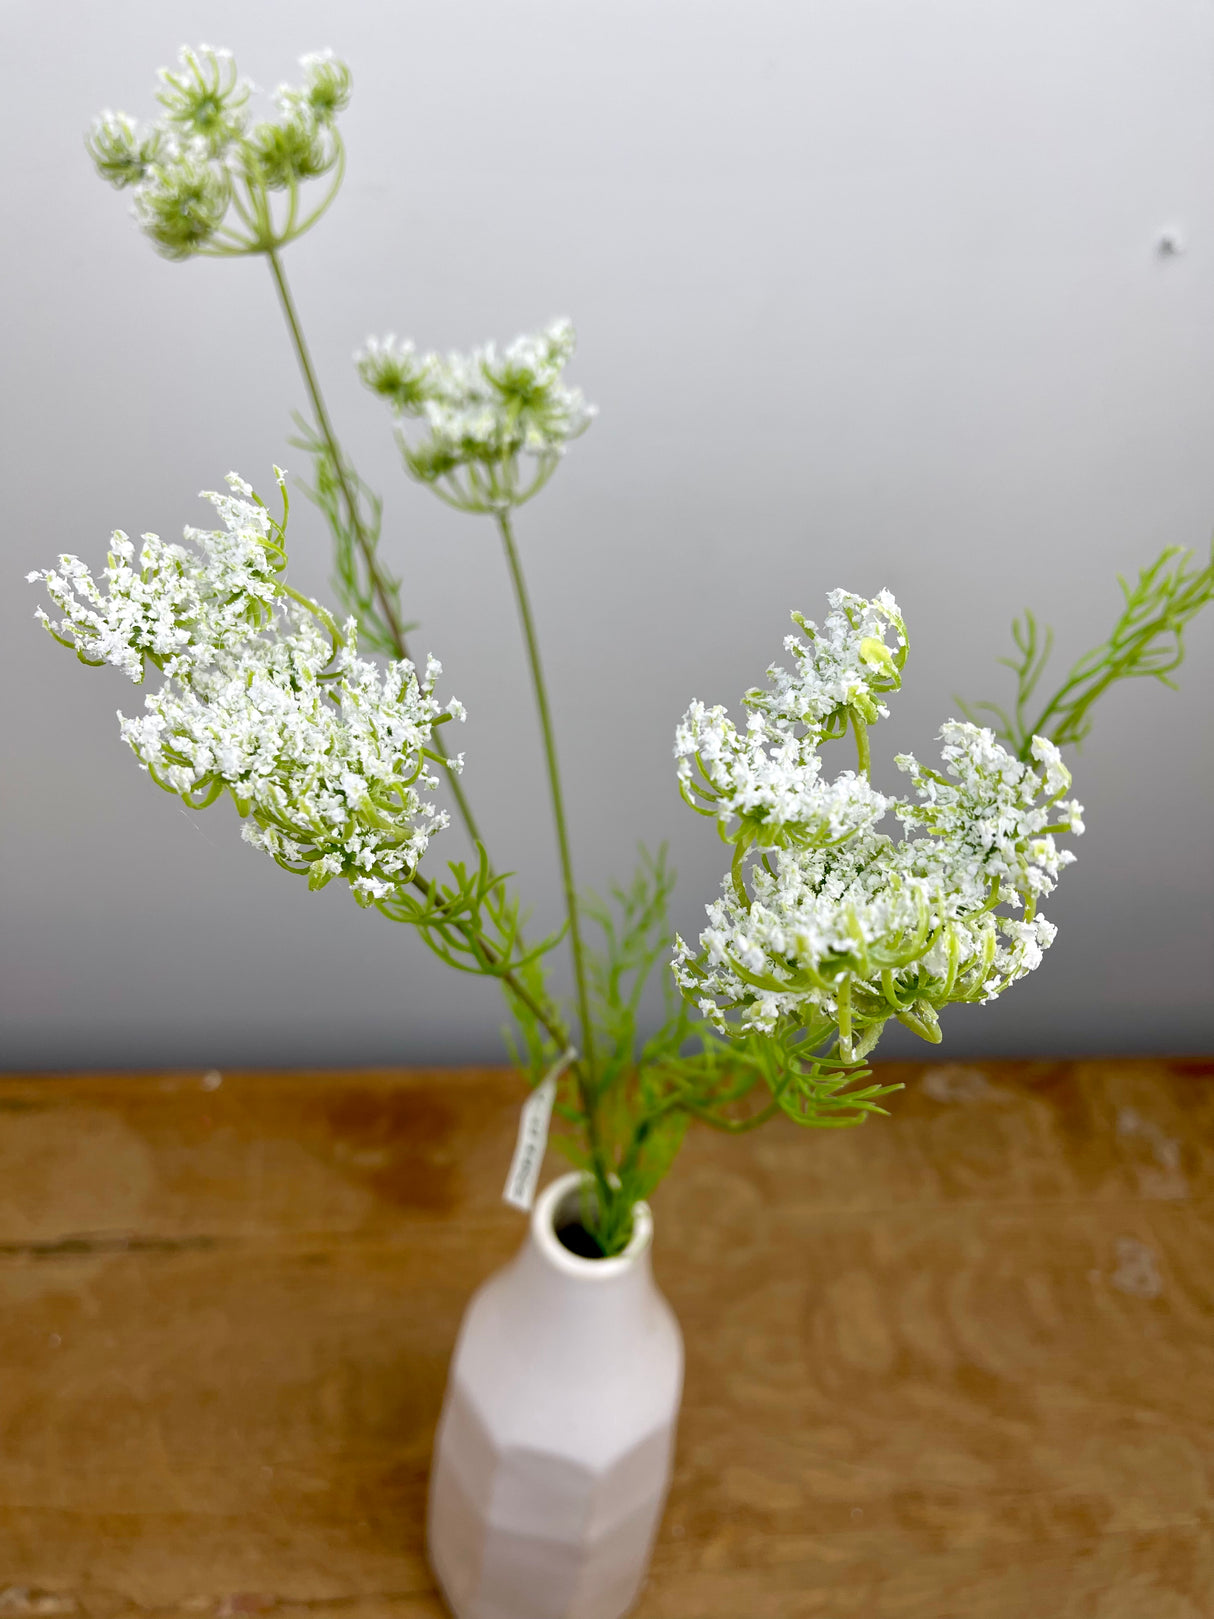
xmin=427 ymin=1172 xmax=684 ymax=1619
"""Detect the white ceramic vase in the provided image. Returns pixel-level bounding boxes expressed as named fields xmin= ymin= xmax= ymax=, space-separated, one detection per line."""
xmin=428 ymin=1171 xmax=683 ymax=1619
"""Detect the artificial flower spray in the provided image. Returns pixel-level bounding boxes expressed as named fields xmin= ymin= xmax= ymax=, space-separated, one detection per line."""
xmin=26 ymin=43 xmax=1214 ymax=1619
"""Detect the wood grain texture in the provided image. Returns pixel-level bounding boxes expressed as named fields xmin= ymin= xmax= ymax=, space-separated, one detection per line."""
xmin=0 ymin=1058 xmax=1210 ymax=1617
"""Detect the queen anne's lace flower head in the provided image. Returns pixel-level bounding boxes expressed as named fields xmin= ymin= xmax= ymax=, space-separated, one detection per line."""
xmin=87 ymin=45 xmax=351 ymax=259
xmin=675 ymin=589 xmax=1083 ymax=1060
xmin=357 ymin=318 xmax=595 ymax=513
xmin=748 ymin=588 xmax=908 ymax=740
xmin=29 ymin=472 xmax=461 ymax=908
xmin=895 ymin=723 xmax=1083 ymax=904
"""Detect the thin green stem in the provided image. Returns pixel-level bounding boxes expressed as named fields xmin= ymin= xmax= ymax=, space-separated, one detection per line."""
xmin=279 ymin=582 xmax=343 ymax=645
xmin=262 ymin=245 xmax=484 ymax=849
xmin=405 ymin=869 xmax=610 ymax=1213
xmin=495 ymin=510 xmax=605 ymax=1167
xmin=260 ymin=245 xmax=597 ymax=1192
xmin=852 ymin=712 xmax=871 ymax=777
xmin=687 ymin=1096 xmax=781 ymax=1134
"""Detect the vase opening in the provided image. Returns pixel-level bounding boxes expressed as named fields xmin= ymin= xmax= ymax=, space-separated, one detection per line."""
xmin=555 ymin=1219 xmax=606 ymax=1259
xmin=541 ymin=1174 xmax=646 ymax=1266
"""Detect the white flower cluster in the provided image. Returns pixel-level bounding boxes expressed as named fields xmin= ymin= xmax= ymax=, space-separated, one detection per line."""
xmin=88 ymin=46 xmax=351 ymax=259
xmin=674 ymin=592 xmax=1084 ymax=1056
xmin=748 ymin=588 xmax=907 ymax=736
xmin=30 ymin=473 xmax=460 ymax=907
xmin=357 ymin=319 xmax=595 ymax=509
xmin=896 ymin=725 xmax=1085 ymax=904
xmin=31 ymin=476 xmax=282 ymax=682
xmin=675 ymin=703 xmax=887 ymax=851
xmin=676 ymin=588 xmax=904 ymax=852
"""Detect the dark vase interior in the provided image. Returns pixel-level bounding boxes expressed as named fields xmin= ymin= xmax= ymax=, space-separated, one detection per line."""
xmin=555 ymin=1220 xmax=607 ymax=1259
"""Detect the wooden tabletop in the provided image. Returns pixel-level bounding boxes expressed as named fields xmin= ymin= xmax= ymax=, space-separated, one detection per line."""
xmin=0 ymin=1058 xmax=1210 ymax=1618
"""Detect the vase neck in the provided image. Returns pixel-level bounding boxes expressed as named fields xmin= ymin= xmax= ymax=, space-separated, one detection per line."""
xmin=509 ymin=1233 xmax=656 ymax=1359
xmin=511 ymin=1171 xmax=658 ymax=1341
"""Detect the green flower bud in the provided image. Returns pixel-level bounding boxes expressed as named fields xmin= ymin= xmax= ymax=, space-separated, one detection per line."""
xmin=356 ymin=338 xmax=438 ymax=414
xmin=133 ymin=155 xmax=230 ymax=260
xmin=248 ymin=110 xmax=335 ymax=190
xmin=402 ymin=436 xmax=463 ymax=484
xmin=87 ymin=112 xmax=162 ymax=189
xmin=156 ymin=45 xmax=249 ymax=154
xmin=297 ymin=51 xmax=352 ymax=123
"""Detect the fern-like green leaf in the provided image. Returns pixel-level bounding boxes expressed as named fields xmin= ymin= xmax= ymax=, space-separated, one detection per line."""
xmin=959 ymin=542 xmax=1214 ymax=757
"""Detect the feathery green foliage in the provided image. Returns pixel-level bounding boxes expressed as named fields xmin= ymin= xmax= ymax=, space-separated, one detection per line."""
xmin=290 ymin=415 xmax=411 ymax=660
xmin=959 ymin=543 xmax=1214 ymax=757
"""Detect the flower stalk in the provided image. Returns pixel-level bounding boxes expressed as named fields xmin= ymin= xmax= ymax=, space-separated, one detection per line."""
xmin=264 ymin=244 xmax=484 ymax=851
xmin=495 ymin=509 xmax=607 ymax=1184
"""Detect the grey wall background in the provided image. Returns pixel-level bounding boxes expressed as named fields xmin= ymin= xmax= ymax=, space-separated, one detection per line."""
xmin=2 ymin=0 xmax=1212 ymax=1072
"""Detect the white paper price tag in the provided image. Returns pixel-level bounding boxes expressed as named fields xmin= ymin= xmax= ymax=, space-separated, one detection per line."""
xmin=503 ymin=1048 xmax=576 ymax=1211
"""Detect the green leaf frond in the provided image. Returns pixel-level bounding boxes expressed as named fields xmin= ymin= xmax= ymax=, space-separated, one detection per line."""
xmin=377 ymin=844 xmax=565 ymax=986
xmin=959 ymin=541 xmax=1214 ymax=757
xmin=289 ymin=414 xmax=413 ymax=659
xmin=581 ymin=845 xmax=690 ymax=1092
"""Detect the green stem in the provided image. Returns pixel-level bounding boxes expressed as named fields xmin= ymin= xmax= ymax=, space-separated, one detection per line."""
xmin=407 ymin=868 xmax=610 ymax=1215
xmin=852 ymin=712 xmax=871 ymax=777
xmin=262 ymin=245 xmax=484 ymax=850
xmin=280 ymin=582 xmax=342 ymax=645
xmin=260 ymin=249 xmax=613 ymax=1219
xmin=261 ymin=247 xmax=599 ymax=1201
xmin=495 ymin=510 xmax=606 ymax=1174
xmin=687 ymin=1097 xmax=781 ymax=1133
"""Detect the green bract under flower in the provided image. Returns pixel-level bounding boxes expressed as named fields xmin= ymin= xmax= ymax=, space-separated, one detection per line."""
xmin=357 ymin=319 xmax=595 ymax=512
xmin=87 ymin=46 xmax=351 ymax=258
xmin=29 ymin=472 xmax=462 ymax=908
xmin=675 ymin=590 xmax=1084 ymax=1059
